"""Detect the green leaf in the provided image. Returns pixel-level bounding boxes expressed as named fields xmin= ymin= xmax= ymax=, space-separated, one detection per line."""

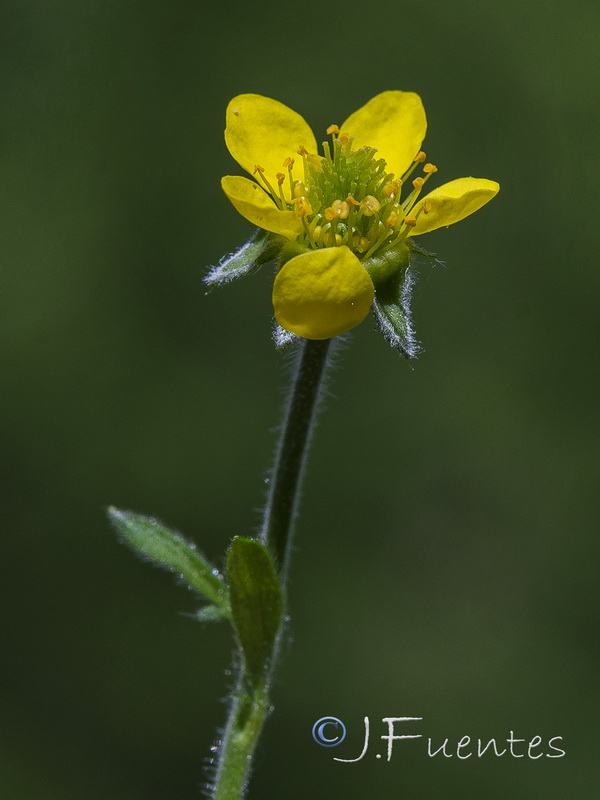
xmin=372 ymin=268 xmax=419 ymax=359
xmin=227 ymin=537 xmax=283 ymax=687
xmin=194 ymin=605 xmax=230 ymax=623
xmin=108 ymin=507 xmax=227 ymax=609
xmin=204 ymin=229 xmax=281 ymax=287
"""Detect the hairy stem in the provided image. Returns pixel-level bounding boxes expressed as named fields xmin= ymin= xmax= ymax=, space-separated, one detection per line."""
xmin=212 ymin=339 xmax=332 ymax=799
xmin=212 ymin=675 xmax=268 ymax=800
xmin=260 ymin=338 xmax=331 ymax=577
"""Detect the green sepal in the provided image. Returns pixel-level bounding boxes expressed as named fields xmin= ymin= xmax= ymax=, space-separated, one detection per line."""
xmin=272 ymin=323 xmax=300 ymax=352
xmin=278 ymin=239 xmax=311 ymax=268
xmin=204 ymin=229 xmax=283 ymax=287
xmin=408 ymin=240 xmax=440 ymax=262
xmin=363 ymin=243 xmax=410 ymax=286
xmin=107 ymin=507 xmax=228 ymax=609
xmin=227 ymin=537 xmax=283 ymax=688
xmin=371 ymin=267 xmax=419 ymax=359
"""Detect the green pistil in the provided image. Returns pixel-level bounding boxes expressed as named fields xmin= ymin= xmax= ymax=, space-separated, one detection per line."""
xmin=298 ymin=136 xmax=420 ymax=256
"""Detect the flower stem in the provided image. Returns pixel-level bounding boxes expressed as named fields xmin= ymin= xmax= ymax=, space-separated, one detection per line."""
xmin=260 ymin=338 xmax=332 ymax=577
xmin=212 ymin=338 xmax=332 ymax=799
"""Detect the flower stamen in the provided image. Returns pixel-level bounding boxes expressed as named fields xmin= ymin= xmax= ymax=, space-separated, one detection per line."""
xmin=402 ymin=168 xmax=437 ymax=216
xmin=262 ymin=119 xmax=444 ymax=258
xmin=398 ymin=151 xmax=426 ymax=188
xmin=388 ymin=200 xmax=431 ymax=247
xmin=383 ymin=179 xmax=401 ymax=199
xmin=291 ymin=195 xmax=313 ymax=216
xmin=253 ymin=165 xmax=283 ymax=207
xmin=276 ymin=172 xmax=287 ymax=206
xmin=385 ymin=207 xmax=401 ymax=227
xmin=323 ymin=199 xmax=350 ymax=220
xmin=360 ymin=195 xmax=381 ymax=216
xmin=283 ymin=156 xmax=296 ymax=199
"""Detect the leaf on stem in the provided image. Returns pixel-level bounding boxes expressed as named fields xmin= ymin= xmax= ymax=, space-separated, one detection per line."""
xmin=227 ymin=537 xmax=283 ymax=687
xmin=107 ymin=507 xmax=228 ymax=610
xmin=194 ymin=605 xmax=231 ymax=623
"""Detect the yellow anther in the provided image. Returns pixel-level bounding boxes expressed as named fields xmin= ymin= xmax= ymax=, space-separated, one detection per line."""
xmin=404 ymin=216 xmax=417 ymax=227
xmin=293 ymin=181 xmax=307 ymax=198
xmin=297 ymin=145 xmax=309 ymax=156
xmin=292 ymin=196 xmax=313 ymax=216
xmin=360 ymin=195 xmax=381 ymax=216
xmin=412 ymin=177 xmax=425 ymax=190
xmin=276 ymin=172 xmax=285 ymax=186
xmin=346 ymin=194 xmax=361 ymax=206
xmin=414 ymin=151 xmax=427 ymax=163
xmin=383 ymin=179 xmax=401 ymax=198
xmin=339 ymin=132 xmax=350 ymax=145
xmin=423 ymin=200 xmax=432 ymax=213
xmin=331 ymin=199 xmax=350 ymax=219
xmin=313 ymin=225 xmax=322 ymax=242
xmin=386 ymin=208 xmax=401 ymax=227
xmin=423 ymin=163 xmax=438 ymax=174
xmin=326 ymin=124 xmax=340 ymax=135
xmin=324 ymin=207 xmax=336 ymax=221
xmin=282 ymin=157 xmax=295 ymax=168
xmin=300 ymin=197 xmax=313 ymax=216
xmin=253 ymin=164 xmax=265 ymax=174
xmin=356 ymin=236 xmax=370 ymax=252
xmin=335 ymin=233 xmax=343 ymax=246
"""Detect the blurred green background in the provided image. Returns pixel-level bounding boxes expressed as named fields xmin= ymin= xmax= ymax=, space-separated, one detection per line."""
xmin=2 ymin=1 xmax=598 ymax=797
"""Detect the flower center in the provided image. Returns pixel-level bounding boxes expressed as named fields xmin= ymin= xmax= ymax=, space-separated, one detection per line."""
xmin=254 ymin=127 xmax=438 ymax=259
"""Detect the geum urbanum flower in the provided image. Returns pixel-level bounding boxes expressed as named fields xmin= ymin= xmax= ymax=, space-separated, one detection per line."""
xmin=206 ymin=91 xmax=499 ymax=356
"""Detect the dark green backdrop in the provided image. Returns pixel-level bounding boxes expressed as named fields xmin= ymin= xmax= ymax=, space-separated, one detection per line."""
xmin=2 ymin=1 xmax=598 ymax=797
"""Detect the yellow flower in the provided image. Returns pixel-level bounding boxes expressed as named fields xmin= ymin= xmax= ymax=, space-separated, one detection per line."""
xmin=222 ymin=91 xmax=499 ymax=341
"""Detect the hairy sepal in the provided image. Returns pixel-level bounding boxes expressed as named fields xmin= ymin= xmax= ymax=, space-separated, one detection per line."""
xmin=204 ymin=229 xmax=283 ymax=287
xmin=372 ymin=267 xmax=419 ymax=359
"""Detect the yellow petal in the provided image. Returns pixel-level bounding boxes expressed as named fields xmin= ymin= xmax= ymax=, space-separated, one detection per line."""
xmin=410 ymin=178 xmax=500 ymax=235
xmin=273 ymin=246 xmax=374 ymax=340
xmin=225 ymin=94 xmax=318 ymax=190
xmin=221 ymin=175 xmax=303 ymax=239
xmin=341 ymin=90 xmax=427 ymax=179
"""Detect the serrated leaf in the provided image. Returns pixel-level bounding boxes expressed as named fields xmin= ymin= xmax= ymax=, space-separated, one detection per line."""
xmin=227 ymin=537 xmax=283 ymax=687
xmin=108 ymin=507 xmax=227 ymax=609
xmin=204 ymin=229 xmax=280 ymax=287
xmin=372 ymin=268 xmax=419 ymax=359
